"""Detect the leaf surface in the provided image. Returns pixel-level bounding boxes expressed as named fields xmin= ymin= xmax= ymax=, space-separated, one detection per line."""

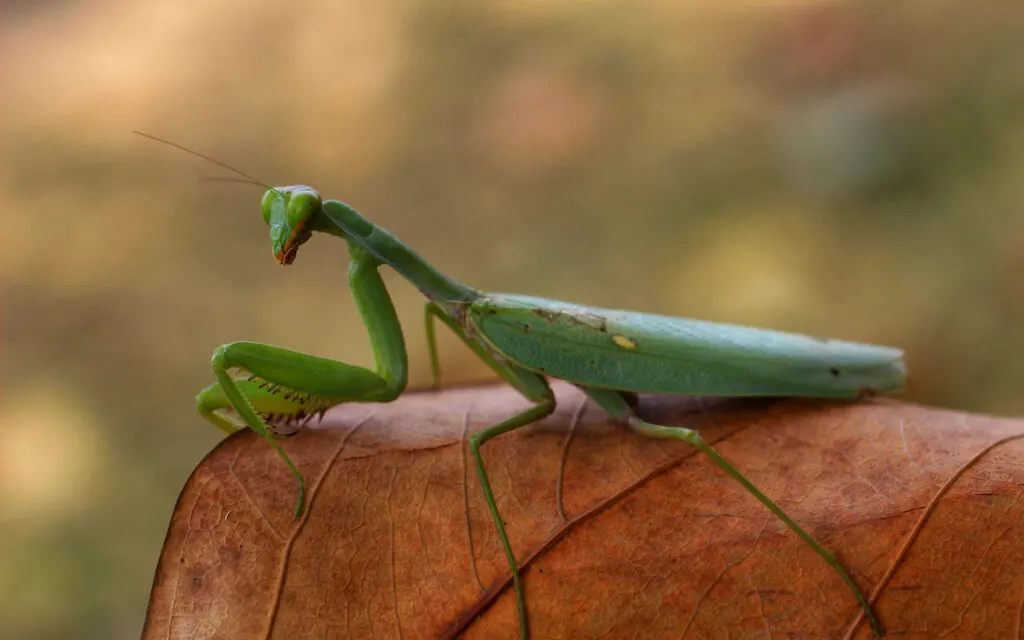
xmin=144 ymin=382 xmax=1024 ymax=639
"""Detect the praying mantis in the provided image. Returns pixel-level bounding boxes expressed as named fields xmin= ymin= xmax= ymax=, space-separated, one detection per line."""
xmin=141 ymin=132 xmax=905 ymax=637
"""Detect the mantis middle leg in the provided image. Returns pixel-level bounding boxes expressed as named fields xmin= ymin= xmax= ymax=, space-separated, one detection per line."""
xmin=426 ymin=301 xmax=554 ymax=639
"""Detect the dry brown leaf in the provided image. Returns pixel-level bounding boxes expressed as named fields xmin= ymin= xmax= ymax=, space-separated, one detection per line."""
xmin=143 ymin=382 xmax=1024 ymax=639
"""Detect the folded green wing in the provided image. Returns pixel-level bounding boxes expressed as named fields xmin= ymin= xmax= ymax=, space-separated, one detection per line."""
xmin=470 ymin=294 xmax=906 ymax=398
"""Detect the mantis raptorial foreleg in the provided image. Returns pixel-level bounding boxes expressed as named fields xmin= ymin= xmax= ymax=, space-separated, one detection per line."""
xmin=196 ymin=244 xmax=408 ymax=516
xmin=581 ymin=386 xmax=885 ymax=637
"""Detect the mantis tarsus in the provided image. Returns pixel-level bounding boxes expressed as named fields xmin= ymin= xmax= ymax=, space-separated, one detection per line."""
xmin=142 ymin=132 xmax=905 ymax=638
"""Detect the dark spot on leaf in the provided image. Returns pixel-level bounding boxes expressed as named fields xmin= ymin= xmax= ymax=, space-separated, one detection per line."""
xmin=829 ymin=368 xmax=841 ymax=377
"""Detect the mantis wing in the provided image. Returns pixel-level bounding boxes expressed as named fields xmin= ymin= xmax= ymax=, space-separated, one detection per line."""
xmin=469 ymin=294 xmax=906 ymax=398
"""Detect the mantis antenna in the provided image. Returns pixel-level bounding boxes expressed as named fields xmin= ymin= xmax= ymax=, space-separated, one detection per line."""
xmin=196 ymin=176 xmax=268 ymax=188
xmin=132 ymin=130 xmax=278 ymax=194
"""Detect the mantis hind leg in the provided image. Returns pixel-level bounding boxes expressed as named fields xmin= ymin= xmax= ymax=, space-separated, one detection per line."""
xmin=581 ymin=386 xmax=886 ymax=638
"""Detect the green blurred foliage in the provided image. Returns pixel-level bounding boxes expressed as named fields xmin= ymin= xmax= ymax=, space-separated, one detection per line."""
xmin=2 ymin=0 xmax=1023 ymax=637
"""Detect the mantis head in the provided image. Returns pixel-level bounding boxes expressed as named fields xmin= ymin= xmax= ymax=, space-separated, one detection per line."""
xmin=262 ymin=186 xmax=323 ymax=265
xmin=131 ymin=132 xmax=327 ymax=266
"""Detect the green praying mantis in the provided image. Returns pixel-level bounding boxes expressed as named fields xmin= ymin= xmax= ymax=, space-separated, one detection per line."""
xmin=141 ymin=132 xmax=905 ymax=637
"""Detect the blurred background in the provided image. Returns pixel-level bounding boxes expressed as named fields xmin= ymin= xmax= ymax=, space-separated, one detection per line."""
xmin=3 ymin=0 xmax=1023 ymax=637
